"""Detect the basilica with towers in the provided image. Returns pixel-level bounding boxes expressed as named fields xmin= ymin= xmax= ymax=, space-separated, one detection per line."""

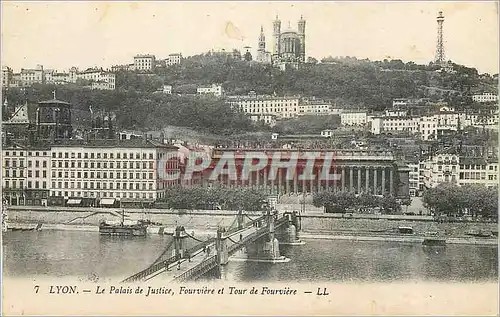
xmin=256 ymin=15 xmax=306 ymax=70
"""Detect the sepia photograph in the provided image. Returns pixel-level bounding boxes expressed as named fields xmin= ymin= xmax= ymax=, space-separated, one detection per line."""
xmin=1 ymin=1 xmax=499 ymax=315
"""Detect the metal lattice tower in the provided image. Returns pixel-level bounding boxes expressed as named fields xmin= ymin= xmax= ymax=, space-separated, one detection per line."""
xmin=434 ymin=11 xmax=445 ymax=65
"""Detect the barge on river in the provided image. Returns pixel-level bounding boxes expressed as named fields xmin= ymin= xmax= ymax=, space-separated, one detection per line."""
xmin=99 ymin=210 xmax=147 ymax=236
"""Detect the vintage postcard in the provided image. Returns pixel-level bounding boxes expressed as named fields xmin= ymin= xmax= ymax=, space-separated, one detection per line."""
xmin=1 ymin=1 xmax=498 ymax=315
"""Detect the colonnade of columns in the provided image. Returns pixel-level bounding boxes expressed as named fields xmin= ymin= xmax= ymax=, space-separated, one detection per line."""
xmin=208 ymin=165 xmax=395 ymax=196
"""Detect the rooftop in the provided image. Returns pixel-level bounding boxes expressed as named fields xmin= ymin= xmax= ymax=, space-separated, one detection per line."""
xmin=134 ymin=54 xmax=156 ymax=58
xmin=38 ymin=99 xmax=71 ymax=106
xmin=50 ymin=138 xmax=178 ymax=150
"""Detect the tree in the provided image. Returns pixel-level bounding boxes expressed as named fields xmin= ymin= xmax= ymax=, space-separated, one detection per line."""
xmin=461 ymin=185 xmax=498 ymax=220
xmin=312 ymin=191 xmax=356 ymax=213
xmin=423 ymin=183 xmax=465 ymax=217
xmin=357 ymin=193 xmax=380 ymax=213
xmin=307 ymin=57 xmax=318 ymax=64
xmin=421 ymin=183 xmax=497 ymax=219
xmin=379 ymin=195 xmax=401 ymax=214
xmin=159 ymin=186 xmax=268 ymax=211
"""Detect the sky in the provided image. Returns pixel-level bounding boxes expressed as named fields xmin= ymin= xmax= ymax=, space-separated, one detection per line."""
xmin=1 ymin=1 xmax=499 ymax=74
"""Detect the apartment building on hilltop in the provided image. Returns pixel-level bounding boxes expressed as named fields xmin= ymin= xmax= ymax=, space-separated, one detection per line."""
xmin=226 ymin=91 xmax=300 ymax=120
xmin=197 ymin=84 xmax=224 ymax=97
xmin=133 ymin=54 xmax=156 ymax=72
xmin=340 ymin=110 xmax=368 ymax=126
xmin=472 ymin=92 xmax=499 ymax=103
xmin=165 ymin=53 xmax=182 ymax=66
xmin=2 ymin=65 xmax=115 ymax=90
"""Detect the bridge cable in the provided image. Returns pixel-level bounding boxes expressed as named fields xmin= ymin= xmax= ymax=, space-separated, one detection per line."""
xmin=244 ymin=214 xmax=258 ymax=222
xmin=184 ymin=231 xmax=206 ymax=243
xmin=227 ymin=235 xmax=247 ymax=246
xmin=227 ymin=216 xmax=238 ymax=230
xmin=150 ymin=238 xmax=175 ymax=266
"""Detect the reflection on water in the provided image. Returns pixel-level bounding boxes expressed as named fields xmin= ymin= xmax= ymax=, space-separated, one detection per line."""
xmin=218 ymin=240 xmax=497 ymax=283
xmin=2 ymin=231 xmax=497 ymax=282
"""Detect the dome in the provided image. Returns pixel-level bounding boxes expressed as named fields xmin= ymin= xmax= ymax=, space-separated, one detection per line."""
xmin=281 ymin=21 xmax=297 ymax=35
xmin=281 ymin=29 xmax=299 ymax=39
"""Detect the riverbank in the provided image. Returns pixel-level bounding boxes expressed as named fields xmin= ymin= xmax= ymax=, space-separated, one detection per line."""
xmin=6 ymin=221 xmax=498 ymax=246
xmin=5 ymin=206 xmax=498 ymax=243
xmin=299 ymin=233 xmax=498 ymax=246
xmin=5 ymin=222 xmax=218 ymax=236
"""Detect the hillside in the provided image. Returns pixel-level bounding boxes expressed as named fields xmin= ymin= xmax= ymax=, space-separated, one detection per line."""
xmin=2 ymin=84 xmax=256 ymax=136
xmin=2 ymin=54 xmax=497 ymax=139
xmin=151 ymin=54 xmax=497 ymax=110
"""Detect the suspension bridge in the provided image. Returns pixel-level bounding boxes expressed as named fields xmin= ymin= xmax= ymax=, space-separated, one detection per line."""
xmin=121 ymin=210 xmax=302 ymax=283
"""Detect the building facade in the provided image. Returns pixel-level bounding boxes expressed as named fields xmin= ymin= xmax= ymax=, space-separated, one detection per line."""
xmin=407 ymin=162 xmax=420 ymax=196
xmin=2 ymin=149 xmax=28 ymax=206
xmin=458 ymin=158 xmax=498 ymax=188
xmin=256 ymin=26 xmax=272 ymax=64
xmin=165 ymin=53 xmax=182 ymax=66
xmin=421 ymin=153 xmax=499 ymax=189
xmin=2 ymin=66 xmax=13 ymax=87
xmin=19 ymin=65 xmax=44 ymax=86
xmin=298 ymin=101 xmax=332 ymax=116
xmin=249 ymin=114 xmax=277 ymax=127
xmin=163 ymin=85 xmax=173 ymax=94
xmin=77 ymin=69 xmax=116 ymax=90
xmin=202 ymin=148 xmax=410 ymax=198
xmin=422 ymin=153 xmax=459 ymax=188
xmin=226 ymin=92 xmax=301 ymax=120
xmin=2 ymin=141 xmax=180 ymax=206
xmin=340 ymin=111 xmax=368 ymax=126
xmin=3 ymin=65 xmax=115 ymax=90
xmin=134 ymin=54 xmax=156 ymax=72
xmin=472 ymin=92 xmax=499 ymax=103
xmin=197 ymin=84 xmax=224 ymax=97
xmin=272 ymin=15 xmax=306 ymax=69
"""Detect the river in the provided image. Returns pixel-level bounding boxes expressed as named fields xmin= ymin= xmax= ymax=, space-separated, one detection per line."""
xmin=2 ymin=230 xmax=497 ymax=282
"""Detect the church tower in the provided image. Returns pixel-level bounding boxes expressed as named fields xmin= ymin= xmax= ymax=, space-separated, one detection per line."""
xmin=258 ymin=25 xmax=266 ymax=52
xmin=298 ymin=15 xmax=306 ymax=62
xmin=272 ymin=15 xmax=281 ymax=59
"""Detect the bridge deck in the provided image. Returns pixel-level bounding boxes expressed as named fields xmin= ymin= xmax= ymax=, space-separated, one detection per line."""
xmin=122 ymin=213 xmax=290 ymax=283
xmin=148 ymin=223 xmax=266 ymax=282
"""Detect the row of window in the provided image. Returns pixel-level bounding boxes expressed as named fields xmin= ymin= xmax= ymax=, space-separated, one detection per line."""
xmin=5 ymin=170 xmax=49 ymax=178
xmin=5 ymin=169 xmax=156 ymax=180
xmin=52 ymin=181 xmax=155 ymax=190
xmin=432 ymin=163 xmax=497 ymax=170
xmin=243 ymin=108 xmax=297 ymax=113
xmin=12 ymin=151 xmax=48 ymax=157
xmin=4 ymin=180 xmax=30 ymax=189
xmin=4 ymin=179 xmax=174 ymax=190
xmin=235 ymin=100 xmax=299 ymax=105
xmin=5 ymin=151 xmax=174 ymax=160
xmin=51 ymin=160 xmax=155 ymax=169
xmin=52 ymin=151 xmax=155 ymax=159
xmin=460 ymin=164 xmax=497 ymax=171
xmin=52 ymin=191 xmax=154 ymax=199
xmin=52 ymin=171 xmax=154 ymax=180
xmin=459 ymin=172 xmax=497 ymax=181
xmin=4 ymin=159 xmax=26 ymax=167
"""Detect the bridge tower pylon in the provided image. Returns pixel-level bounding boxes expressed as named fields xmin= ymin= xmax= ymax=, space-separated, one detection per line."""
xmin=279 ymin=210 xmax=302 ymax=244
xmin=237 ymin=210 xmax=244 ymax=230
xmin=215 ymin=226 xmax=229 ymax=278
xmin=173 ymin=226 xmax=188 ymax=259
xmin=246 ymin=210 xmax=281 ymax=261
